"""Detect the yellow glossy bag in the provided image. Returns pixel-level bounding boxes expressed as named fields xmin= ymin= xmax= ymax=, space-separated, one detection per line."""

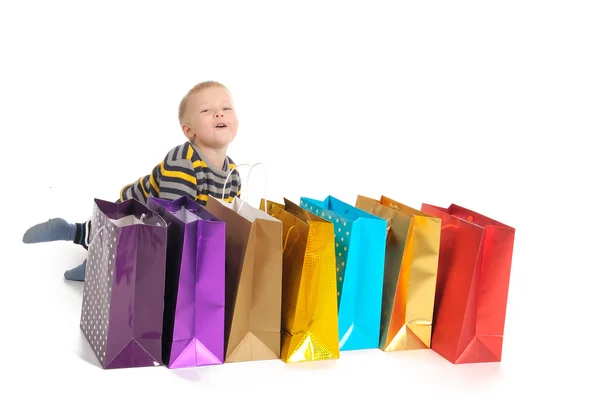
xmin=262 ymin=198 xmax=340 ymax=363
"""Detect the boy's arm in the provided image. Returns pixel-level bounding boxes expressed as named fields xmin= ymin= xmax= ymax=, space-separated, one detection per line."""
xmin=226 ymin=162 xmax=243 ymax=201
xmin=155 ymin=152 xmax=198 ymax=201
xmin=119 ymin=145 xmax=198 ymax=203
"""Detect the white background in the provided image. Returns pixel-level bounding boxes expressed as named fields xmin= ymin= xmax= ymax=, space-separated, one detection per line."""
xmin=1 ymin=0 xmax=598 ymax=396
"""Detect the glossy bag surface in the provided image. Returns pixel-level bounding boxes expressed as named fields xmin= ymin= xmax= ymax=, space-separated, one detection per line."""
xmin=300 ymin=195 xmax=386 ymax=351
xmin=356 ymin=195 xmax=440 ymax=351
xmin=80 ymin=198 xmax=168 ymax=369
xmin=421 ymin=203 xmax=515 ymax=364
xmin=148 ymin=196 xmax=226 ymax=368
xmin=263 ymin=198 xmax=339 ymax=363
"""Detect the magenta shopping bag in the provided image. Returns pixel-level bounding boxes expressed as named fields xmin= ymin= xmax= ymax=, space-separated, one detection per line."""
xmin=148 ymin=196 xmax=226 ymax=368
xmin=80 ymin=198 xmax=168 ymax=369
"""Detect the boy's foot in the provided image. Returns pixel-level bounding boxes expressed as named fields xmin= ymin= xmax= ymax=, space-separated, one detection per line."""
xmin=23 ymin=218 xmax=92 ymax=250
xmin=23 ymin=218 xmax=76 ymax=243
xmin=64 ymin=259 xmax=86 ymax=282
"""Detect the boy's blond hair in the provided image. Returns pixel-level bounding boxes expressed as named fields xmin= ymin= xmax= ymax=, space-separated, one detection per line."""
xmin=178 ymin=80 xmax=228 ymax=125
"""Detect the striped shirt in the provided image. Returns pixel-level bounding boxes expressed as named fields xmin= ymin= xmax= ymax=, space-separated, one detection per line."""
xmin=119 ymin=141 xmax=242 ymax=207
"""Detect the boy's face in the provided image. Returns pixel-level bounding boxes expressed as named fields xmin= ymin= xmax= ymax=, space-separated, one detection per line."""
xmin=182 ymin=86 xmax=239 ymax=150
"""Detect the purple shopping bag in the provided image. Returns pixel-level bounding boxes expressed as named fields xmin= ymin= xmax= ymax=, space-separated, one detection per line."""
xmin=148 ymin=196 xmax=226 ymax=368
xmin=80 ymin=198 xmax=168 ymax=369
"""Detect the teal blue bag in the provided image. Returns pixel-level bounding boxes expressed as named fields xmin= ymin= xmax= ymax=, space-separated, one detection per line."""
xmin=299 ymin=195 xmax=386 ymax=351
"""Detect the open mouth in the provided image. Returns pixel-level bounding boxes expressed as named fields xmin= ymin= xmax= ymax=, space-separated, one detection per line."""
xmin=216 ymin=123 xmax=227 ymax=128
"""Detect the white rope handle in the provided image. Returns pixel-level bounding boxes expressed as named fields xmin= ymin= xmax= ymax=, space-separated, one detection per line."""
xmin=88 ymin=225 xmax=106 ymax=249
xmin=238 ymin=162 xmax=268 ymax=214
xmin=88 ymin=212 xmax=149 ymax=248
xmin=221 ymin=162 xmax=268 ymax=214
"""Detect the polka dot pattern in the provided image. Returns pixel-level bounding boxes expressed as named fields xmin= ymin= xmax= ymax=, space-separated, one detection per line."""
xmin=300 ymin=199 xmax=352 ymax=306
xmin=80 ymin=204 xmax=117 ymax=367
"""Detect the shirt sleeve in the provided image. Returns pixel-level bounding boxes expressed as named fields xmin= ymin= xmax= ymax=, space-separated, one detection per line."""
xmin=117 ymin=143 xmax=198 ymax=204
xmin=155 ymin=147 xmax=198 ymax=201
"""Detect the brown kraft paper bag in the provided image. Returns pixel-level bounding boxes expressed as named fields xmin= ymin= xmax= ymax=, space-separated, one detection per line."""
xmin=205 ymin=195 xmax=283 ymax=362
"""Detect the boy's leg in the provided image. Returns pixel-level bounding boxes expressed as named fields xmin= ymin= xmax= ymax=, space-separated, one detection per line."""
xmin=22 ymin=218 xmax=92 ymax=250
xmin=64 ymin=259 xmax=87 ymax=282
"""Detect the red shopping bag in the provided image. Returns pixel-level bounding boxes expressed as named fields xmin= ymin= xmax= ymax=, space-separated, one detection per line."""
xmin=421 ymin=203 xmax=515 ymax=364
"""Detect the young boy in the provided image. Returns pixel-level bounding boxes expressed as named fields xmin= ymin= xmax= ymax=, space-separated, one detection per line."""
xmin=22 ymin=81 xmax=243 ymax=281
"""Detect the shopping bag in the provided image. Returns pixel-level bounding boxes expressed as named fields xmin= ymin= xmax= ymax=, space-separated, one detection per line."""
xmin=205 ymin=195 xmax=283 ymax=363
xmin=261 ymin=198 xmax=339 ymax=363
xmin=147 ymin=196 xmax=226 ymax=368
xmin=420 ymin=203 xmax=515 ymax=364
xmin=355 ymin=195 xmax=441 ymax=351
xmin=299 ymin=195 xmax=386 ymax=351
xmin=80 ymin=198 xmax=168 ymax=369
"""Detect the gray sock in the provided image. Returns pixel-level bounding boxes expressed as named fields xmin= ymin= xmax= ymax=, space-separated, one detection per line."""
xmin=64 ymin=259 xmax=86 ymax=282
xmin=22 ymin=218 xmax=76 ymax=243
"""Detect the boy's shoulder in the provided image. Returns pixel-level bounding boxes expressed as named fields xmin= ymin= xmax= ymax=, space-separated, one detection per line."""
xmin=165 ymin=141 xmax=237 ymax=163
xmin=226 ymin=155 xmax=238 ymax=167
xmin=166 ymin=141 xmax=240 ymax=175
xmin=163 ymin=141 xmax=195 ymax=161
xmin=161 ymin=141 xmax=235 ymax=170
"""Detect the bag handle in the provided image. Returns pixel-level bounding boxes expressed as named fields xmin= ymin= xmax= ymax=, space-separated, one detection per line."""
xmin=89 ymin=225 xmax=106 ymax=249
xmin=441 ymin=224 xmax=459 ymax=231
xmin=282 ymin=225 xmax=297 ymax=254
xmin=88 ymin=211 xmax=156 ymax=249
xmin=223 ymin=162 xmax=268 ymax=214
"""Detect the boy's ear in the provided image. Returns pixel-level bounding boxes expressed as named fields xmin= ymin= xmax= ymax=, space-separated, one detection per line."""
xmin=181 ymin=124 xmax=195 ymax=141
